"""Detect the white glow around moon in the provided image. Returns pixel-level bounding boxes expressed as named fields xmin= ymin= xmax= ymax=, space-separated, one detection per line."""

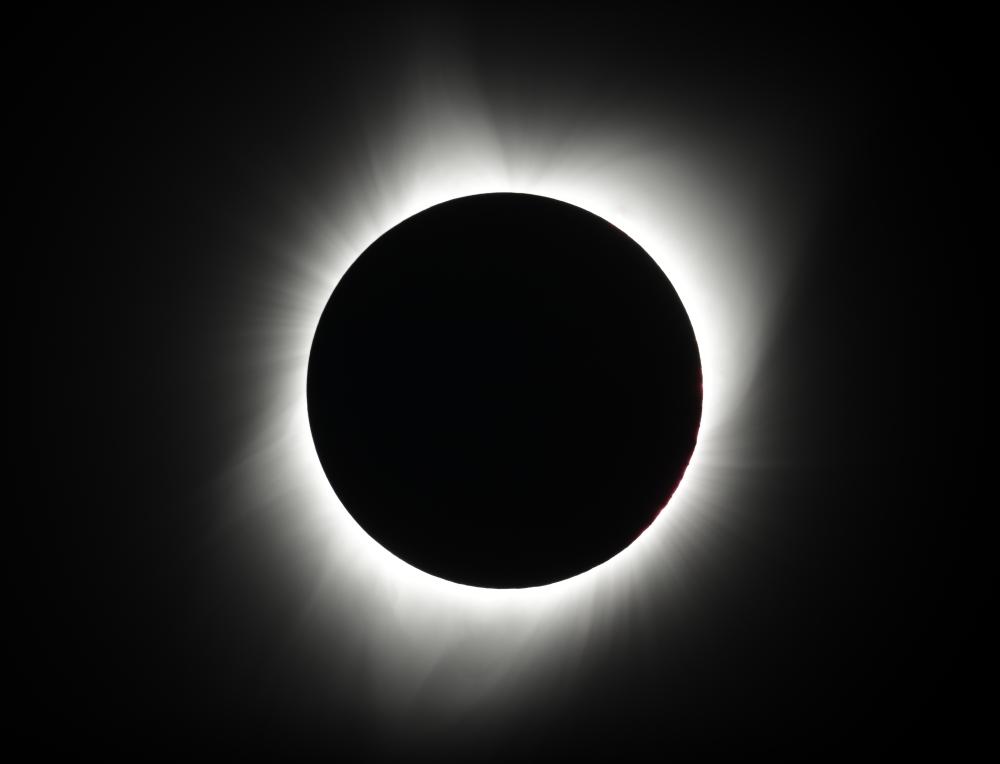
xmin=220 ymin=49 xmax=817 ymax=726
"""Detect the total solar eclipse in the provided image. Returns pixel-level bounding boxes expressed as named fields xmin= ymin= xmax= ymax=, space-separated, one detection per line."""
xmin=307 ymin=193 xmax=702 ymax=588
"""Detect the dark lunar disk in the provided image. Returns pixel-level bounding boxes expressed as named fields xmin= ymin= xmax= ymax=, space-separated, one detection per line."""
xmin=307 ymin=193 xmax=702 ymax=588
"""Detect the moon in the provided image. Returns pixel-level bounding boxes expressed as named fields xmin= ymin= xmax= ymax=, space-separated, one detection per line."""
xmin=307 ymin=192 xmax=702 ymax=588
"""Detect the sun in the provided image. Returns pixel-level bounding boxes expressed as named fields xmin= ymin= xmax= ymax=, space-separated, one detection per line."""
xmin=223 ymin=59 xmax=794 ymax=717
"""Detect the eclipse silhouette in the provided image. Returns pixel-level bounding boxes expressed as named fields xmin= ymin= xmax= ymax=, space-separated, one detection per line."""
xmin=307 ymin=193 xmax=701 ymax=588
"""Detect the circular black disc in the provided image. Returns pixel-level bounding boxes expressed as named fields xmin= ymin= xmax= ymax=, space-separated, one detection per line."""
xmin=307 ymin=193 xmax=701 ymax=588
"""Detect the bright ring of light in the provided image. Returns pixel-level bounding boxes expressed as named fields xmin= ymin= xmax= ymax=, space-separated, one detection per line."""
xmin=227 ymin=64 xmax=795 ymax=718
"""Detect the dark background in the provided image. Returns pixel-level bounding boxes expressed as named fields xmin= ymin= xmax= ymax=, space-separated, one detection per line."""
xmin=26 ymin=8 xmax=970 ymax=758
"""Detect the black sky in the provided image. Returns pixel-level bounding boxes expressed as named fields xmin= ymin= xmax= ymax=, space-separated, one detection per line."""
xmin=26 ymin=8 xmax=970 ymax=759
